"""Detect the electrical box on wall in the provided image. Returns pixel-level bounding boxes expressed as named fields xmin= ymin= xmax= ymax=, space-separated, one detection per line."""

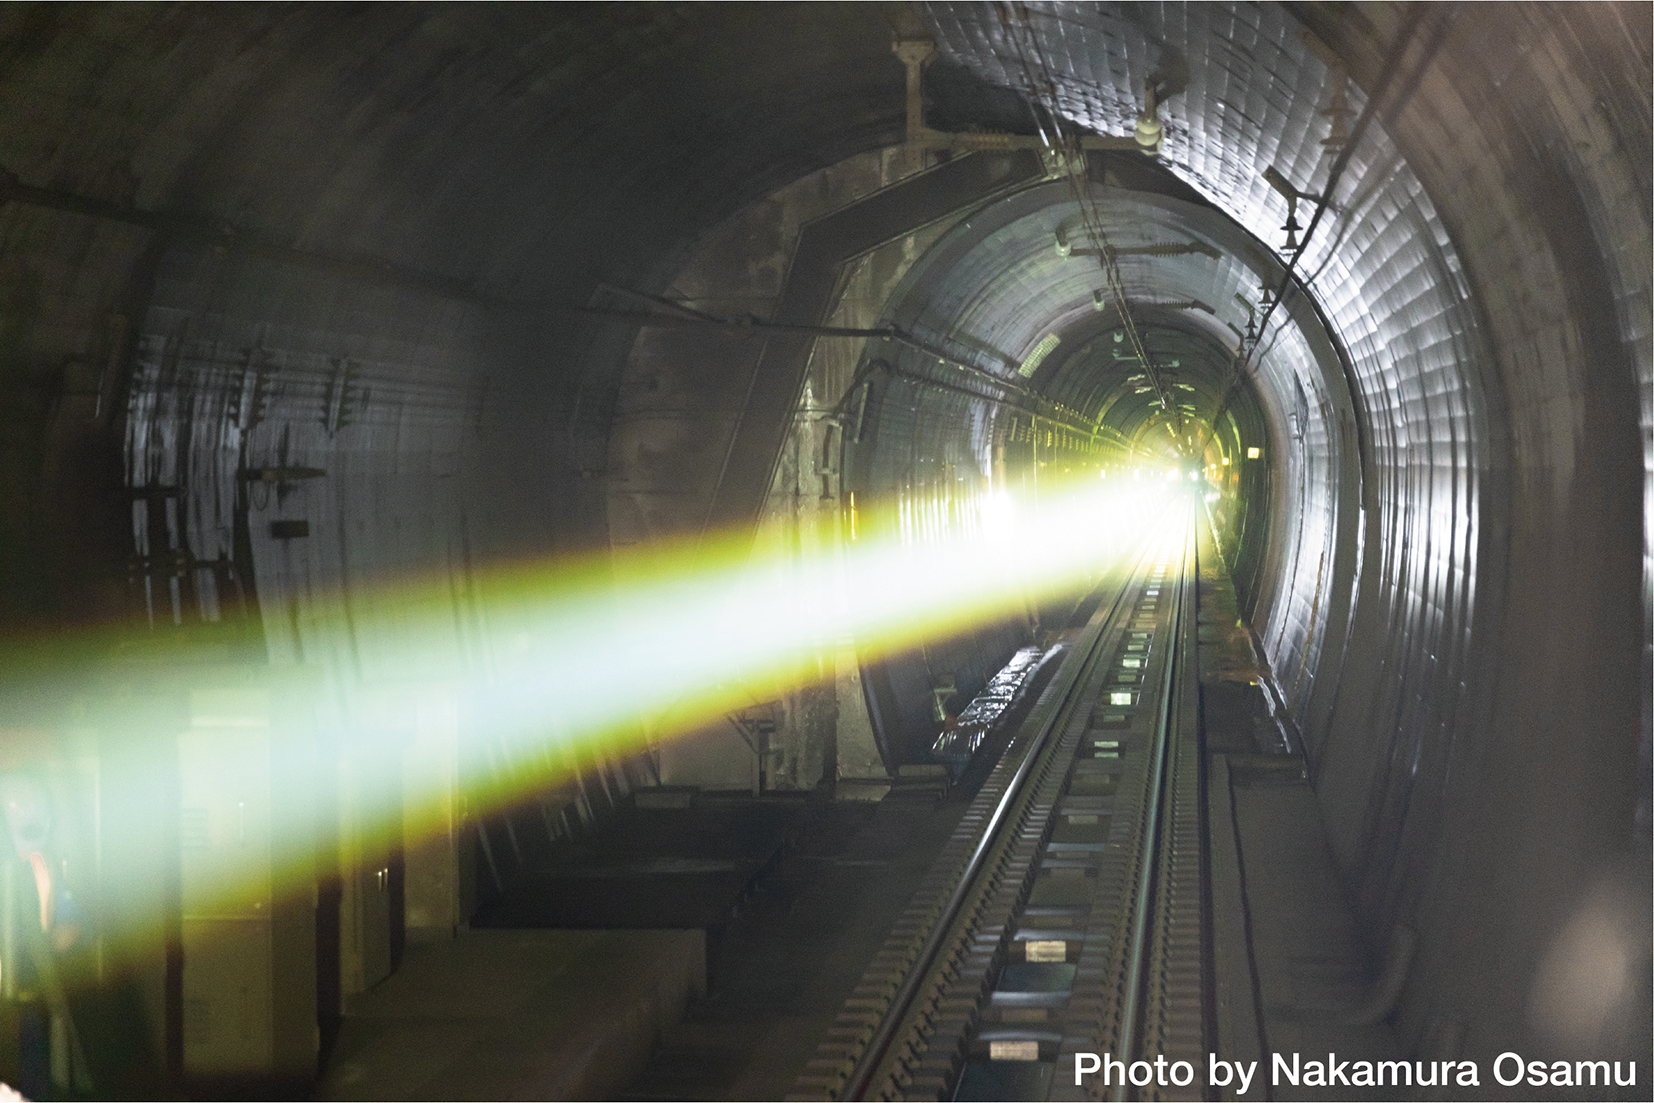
xmin=178 ymin=671 xmax=318 ymax=1085
xmin=337 ymin=738 xmax=401 ymax=997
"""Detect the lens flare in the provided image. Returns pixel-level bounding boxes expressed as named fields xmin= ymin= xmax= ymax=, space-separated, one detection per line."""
xmin=3 ymin=468 xmax=1191 ymax=947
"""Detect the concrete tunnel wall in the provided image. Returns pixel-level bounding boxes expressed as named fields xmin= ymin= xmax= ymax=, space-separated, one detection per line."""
xmin=842 ymin=173 xmax=1319 ymax=761
xmin=0 ymin=0 xmax=1647 ymax=1081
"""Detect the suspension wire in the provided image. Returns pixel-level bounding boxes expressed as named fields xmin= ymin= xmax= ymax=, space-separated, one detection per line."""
xmin=1012 ymin=6 xmax=1183 ymax=439
xmin=993 ymin=3 xmax=1189 ymax=453
xmin=1196 ymin=2 xmax=1436 ymax=457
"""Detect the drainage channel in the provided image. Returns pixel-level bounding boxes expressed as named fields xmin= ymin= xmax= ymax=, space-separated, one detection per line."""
xmin=790 ymin=511 xmax=1207 ymax=1102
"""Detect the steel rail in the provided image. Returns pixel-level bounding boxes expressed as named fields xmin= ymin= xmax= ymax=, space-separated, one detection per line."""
xmin=838 ymin=534 xmax=1163 ymax=1101
xmin=1109 ymin=511 xmax=1195 ymax=1102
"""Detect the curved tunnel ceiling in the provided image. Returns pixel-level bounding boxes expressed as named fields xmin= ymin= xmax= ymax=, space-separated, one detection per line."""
xmin=854 ymin=162 xmax=1367 ymax=744
xmin=868 ymin=174 xmax=1348 ymax=468
xmin=0 ymin=0 xmax=1647 ymax=1081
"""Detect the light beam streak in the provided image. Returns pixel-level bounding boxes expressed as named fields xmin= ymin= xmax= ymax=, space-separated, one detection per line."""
xmin=4 ymin=470 xmax=1194 ymax=949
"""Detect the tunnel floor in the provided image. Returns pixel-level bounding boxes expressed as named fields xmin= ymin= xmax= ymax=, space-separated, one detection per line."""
xmin=311 ymin=783 xmax=981 ymax=1101
xmin=312 ymin=528 xmax=1407 ymax=1101
xmin=1194 ymin=522 xmax=1404 ymax=1102
xmin=612 ymin=788 xmax=976 ymax=1100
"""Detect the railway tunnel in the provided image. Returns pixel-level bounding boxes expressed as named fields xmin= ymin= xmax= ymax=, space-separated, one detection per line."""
xmin=0 ymin=3 xmax=1647 ymax=1100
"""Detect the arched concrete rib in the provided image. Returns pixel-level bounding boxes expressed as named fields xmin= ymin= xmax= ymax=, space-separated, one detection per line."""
xmin=700 ymin=149 xmax=1045 ymax=542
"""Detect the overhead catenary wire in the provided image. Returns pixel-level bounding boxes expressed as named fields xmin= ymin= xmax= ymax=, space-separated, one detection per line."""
xmin=993 ymin=2 xmax=1190 ymax=452
xmin=585 ymin=285 xmax=1156 ymax=456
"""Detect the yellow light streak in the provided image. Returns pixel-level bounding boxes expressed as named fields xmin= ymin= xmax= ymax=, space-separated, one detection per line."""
xmin=3 ymin=469 xmax=1196 ymax=951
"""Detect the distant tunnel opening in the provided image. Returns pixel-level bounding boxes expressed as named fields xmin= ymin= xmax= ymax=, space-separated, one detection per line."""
xmin=837 ymin=172 xmax=1341 ymax=771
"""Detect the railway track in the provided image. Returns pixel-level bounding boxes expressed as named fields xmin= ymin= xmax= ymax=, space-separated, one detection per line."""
xmin=791 ymin=510 xmax=1208 ymax=1102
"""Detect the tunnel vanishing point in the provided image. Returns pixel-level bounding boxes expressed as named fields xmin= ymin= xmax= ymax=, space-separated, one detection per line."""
xmin=0 ymin=3 xmax=1648 ymax=1101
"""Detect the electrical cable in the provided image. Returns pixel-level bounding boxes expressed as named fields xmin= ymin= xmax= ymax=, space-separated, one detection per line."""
xmin=1196 ymin=2 xmax=1437 ymax=456
xmin=994 ymin=3 xmax=1190 ymax=452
